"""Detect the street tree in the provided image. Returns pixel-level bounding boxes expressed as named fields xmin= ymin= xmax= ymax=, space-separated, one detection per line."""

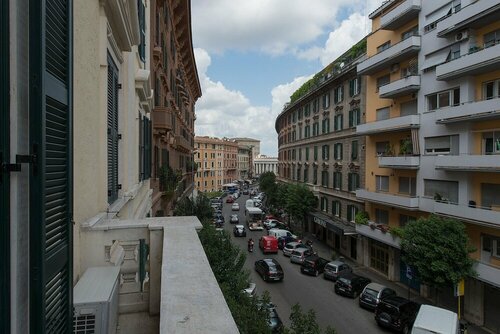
xmin=174 ymin=193 xmax=213 ymax=222
xmin=400 ymin=214 xmax=476 ymax=288
xmin=284 ymin=304 xmax=337 ymax=334
xmin=259 ymin=171 xmax=276 ymax=194
xmin=284 ymin=183 xmax=317 ymax=234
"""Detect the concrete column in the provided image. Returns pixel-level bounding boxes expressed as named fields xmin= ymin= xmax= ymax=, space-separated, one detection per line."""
xmin=149 ymin=228 xmax=163 ymax=315
xmin=464 ymin=278 xmax=484 ymax=326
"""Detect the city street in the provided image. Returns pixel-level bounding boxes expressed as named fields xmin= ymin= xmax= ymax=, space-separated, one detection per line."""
xmin=220 ymin=193 xmax=387 ymax=334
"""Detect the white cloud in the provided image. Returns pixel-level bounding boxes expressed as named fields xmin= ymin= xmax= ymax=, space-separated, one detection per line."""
xmin=194 ymin=48 xmax=311 ymax=156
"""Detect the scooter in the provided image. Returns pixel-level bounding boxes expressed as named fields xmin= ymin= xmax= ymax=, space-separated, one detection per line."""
xmin=248 ymin=241 xmax=254 ymax=253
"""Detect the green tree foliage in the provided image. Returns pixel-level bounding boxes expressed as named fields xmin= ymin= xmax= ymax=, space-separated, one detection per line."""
xmin=174 ymin=193 xmax=213 ymax=222
xmin=284 ymin=304 xmax=337 ymax=334
xmin=259 ymin=171 xmax=277 ymax=194
xmin=284 ymin=183 xmax=317 ymax=227
xmin=400 ymin=214 xmax=476 ymax=287
xmin=197 ymin=221 xmax=272 ymax=333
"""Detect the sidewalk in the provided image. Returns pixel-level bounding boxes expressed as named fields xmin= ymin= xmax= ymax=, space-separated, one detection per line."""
xmin=302 ymin=232 xmax=492 ymax=334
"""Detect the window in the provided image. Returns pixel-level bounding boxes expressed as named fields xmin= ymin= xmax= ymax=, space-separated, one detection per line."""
xmin=138 ymin=0 xmax=146 ymax=62
xmin=349 ymin=77 xmax=361 ymax=97
xmin=351 ymin=140 xmax=358 ymax=160
xmin=322 ymin=118 xmax=330 ymax=134
xmin=376 ymin=75 xmax=390 ymax=90
xmin=401 ymin=26 xmax=418 ymax=40
xmin=305 ymin=125 xmax=311 ymax=138
xmin=322 ymin=145 xmax=330 ymax=160
xmin=298 ymin=126 xmax=302 ymax=139
xmin=349 ymin=108 xmax=361 ymax=127
xmin=304 ymin=104 xmax=311 ymax=116
xmin=313 ymin=122 xmax=319 ymax=136
xmin=401 ymin=100 xmax=417 ymax=116
xmin=107 ymin=53 xmax=120 ymax=204
xmin=483 ymin=131 xmax=500 ymax=155
xmin=399 ymin=214 xmax=416 ymax=227
xmin=484 ymin=29 xmax=500 ymax=48
xmin=483 ymin=79 xmax=500 ymax=100
xmin=313 ymin=169 xmax=318 ymax=185
xmin=304 ymin=168 xmax=309 ymax=182
xmin=292 ymin=111 xmax=297 ymax=122
xmin=296 ymin=168 xmax=301 ymax=181
xmin=332 ymin=201 xmax=341 ymax=217
xmin=306 ymin=147 xmax=310 ymax=161
xmin=298 ymin=107 xmax=303 ymax=120
xmin=398 ymin=177 xmax=416 ymax=196
xmin=375 ymin=208 xmax=389 ymax=225
xmin=313 ymin=98 xmax=319 ymax=113
xmin=334 ymin=114 xmax=343 ymax=131
xmin=377 ymin=41 xmax=391 ymax=53
xmin=334 ymin=143 xmax=343 ymax=160
xmin=334 ymin=85 xmax=344 ymax=103
xmin=322 ymin=93 xmax=330 ymax=109
xmin=424 ymin=135 xmax=459 ymax=155
xmin=376 ymin=175 xmax=389 ymax=192
xmin=333 ymin=172 xmax=342 ymax=190
xmin=424 ymin=179 xmax=459 ymax=203
xmin=314 ymin=146 xmax=318 ymax=161
xmin=321 ymin=197 xmax=329 ymax=212
xmin=348 ymin=173 xmax=360 ymax=191
xmin=376 ymin=107 xmax=390 ymax=121
xmin=427 ymin=88 xmax=460 ymax=110
xmin=347 ymin=205 xmax=359 ymax=222
xmin=481 ymin=183 xmax=500 ymax=209
xmin=298 ymin=149 xmax=302 ymax=160
xmin=447 ymin=44 xmax=461 ymax=61
xmin=322 ymin=171 xmax=329 ymax=187
xmin=292 ymin=149 xmax=296 ymax=160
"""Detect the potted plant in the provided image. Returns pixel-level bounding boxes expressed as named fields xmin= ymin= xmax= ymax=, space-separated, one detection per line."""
xmin=384 ymin=143 xmax=395 ymax=156
xmin=399 ymin=139 xmax=412 ymax=156
xmin=355 ymin=211 xmax=370 ymax=225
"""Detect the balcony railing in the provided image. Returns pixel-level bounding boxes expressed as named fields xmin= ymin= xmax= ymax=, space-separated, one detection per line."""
xmin=436 ymin=42 xmax=500 ymax=80
xmin=474 ymin=261 xmax=500 ymax=287
xmin=435 ymin=154 xmax=500 ymax=171
xmin=356 ymin=189 xmax=419 ymax=210
xmin=378 ymin=155 xmax=420 ymax=169
xmin=434 ymin=97 xmax=500 ymax=123
xmin=434 ymin=200 xmax=500 ymax=227
xmin=356 ymin=114 xmax=420 ymax=135
xmin=152 ymin=107 xmax=172 ymax=132
xmin=357 ymin=35 xmax=421 ymax=75
xmin=437 ymin=1 xmax=500 ymax=37
xmin=379 ymin=75 xmax=420 ymax=98
xmin=355 ymin=223 xmax=401 ymax=249
xmin=380 ymin=0 xmax=421 ymax=30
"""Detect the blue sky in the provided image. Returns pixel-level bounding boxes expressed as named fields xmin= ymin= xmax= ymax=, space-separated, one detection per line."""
xmin=191 ymin=0 xmax=381 ymax=156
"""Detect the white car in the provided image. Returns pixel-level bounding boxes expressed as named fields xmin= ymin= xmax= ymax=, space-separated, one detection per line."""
xmin=232 ymin=203 xmax=240 ymax=211
xmin=248 ymin=222 xmax=264 ymax=231
xmin=243 ymin=282 xmax=256 ymax=297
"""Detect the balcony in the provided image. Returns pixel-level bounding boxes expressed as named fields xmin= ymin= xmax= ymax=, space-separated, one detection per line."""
xmin=434 ymin=201 xmax=500 ymax=228
xmin=357 ymin=36 xmax=421 ymax=75
xmin=355 ymin=223 xmax=401 ymax=249
xmin=437 ymin=1 xmax=500 ymax=37
xmin=152 ymin=107 xmax=172 ymax=133
xmin=356 ymin=189 xmax=420 ymax=210
xmin=380 ymin=0 xmax=421 ymax=30
xmin=80 ymin=217 xmax=239 ymax=334
xmin=436 ymin=43 xmax=500 ymax=80
xmin=474 ymin=261 xmax=500 ymax=287
xmin=174 ymin=134 xmax=192 ymax=152
xmin=356 ymin=114 xmax=420 ymax=135
xmin=378 ymin=155 xmax=420 ymax=169
xmin=379 ymin=75 xmax=420 ymax=98
xmin=435 ymin=97 xmax=500 ymax=123
xmin=435 ymin=154 xmax=500 ymax=171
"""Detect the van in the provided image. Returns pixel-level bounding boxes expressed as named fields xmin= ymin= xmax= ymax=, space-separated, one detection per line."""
xmin=268 ymin=228 xmax=296 ymax=240
xmin=259 ymin=236 xmax=278 ymax=254
xmin=245 ymin=199 xmax=254 ymax=209
xmin=411 ymin=305 xmax=459 ymax=334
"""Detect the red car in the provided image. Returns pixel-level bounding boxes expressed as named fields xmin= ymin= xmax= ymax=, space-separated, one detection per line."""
xmin=226 ymin=196 xmax=234 ymax=203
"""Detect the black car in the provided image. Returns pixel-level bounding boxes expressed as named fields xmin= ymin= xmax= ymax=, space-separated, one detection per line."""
xmin=215 ymin=218 xmax=224 ymax=228
xmin=277 ymin=235 xmax=297 ymax=250
xmin=268 ymin=305 xmax=284 ymax=333
xmin=334 ymin=273 xmax=371 ymax=298
xmin=300 ymin=255 xmax=329 ymax=276
xmin=375 ymin=296 xmax=420 ymax=333
xmin=255 ymin=259 xmax=284 ymax=282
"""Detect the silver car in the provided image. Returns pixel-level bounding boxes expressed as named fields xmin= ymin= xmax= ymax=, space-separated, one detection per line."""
xmin=323 ymin=260 xmax=352 ymax=281
xmin=283 ymin=242 xmax=308 ymax=257
xmin=290 ymin=248 xmax=314 ymax=264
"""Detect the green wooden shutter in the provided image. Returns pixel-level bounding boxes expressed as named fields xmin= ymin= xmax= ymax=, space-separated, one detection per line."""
xmin=351 ymin=140 xmax=358 ymax=160
xmin=0 ymin=0 xmax=10 ymax=331
xmin=29 ymin=0 xmax=73 ymax=332
xmin=107 ymin=53 xmax=119 ymax=203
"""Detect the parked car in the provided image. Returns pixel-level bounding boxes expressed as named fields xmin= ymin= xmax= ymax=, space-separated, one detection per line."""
xmin=375 ymin=296 xmax=420 ymax=333
xmin=334 ymin=273 xmax=371 ymax=298
xmin=411 ymin=305 xmax=460 ymax=334
xmin=323 ymin=260 xmax=352 ymax=281
xmin=359 ymin=283 xmax=397 ymax=310
xmin=259 ymin=235 xmax=279 ymax=254
xmin=263 ymin=219 xmax=281 ymax=230
xmin=226 ymin=196 xmax=234 ymax=203
xmin=267 ymin=304 xmax=284 ymax=333
xmin=242 ymin=189 xmax=249 ymax=195
xmin=283 ymin=242 xmax=309 ymax=257
xmin=233 ymin=225 xmax=246 ymax=237
xmin=214 ymin=218 xmax=224 ymax=228
xmin=230 ymin=214 xmax=239 ymax=224
xmin=300 ymin=255 xmax=329 ymax=276
xmin=232 ymin=203 xmax=240 ymax=211
xmin=268 ymin=228 xmax=297 ymax=240
xmin=277 ymin=235 xmax=297 ymax=250
xmin=254 ymin=258 xmax=284 ymax=282
xmin=290 ymin=248 xmax=315 ymax=264
xmin=242 ymin=282 xmax=256 ymax=297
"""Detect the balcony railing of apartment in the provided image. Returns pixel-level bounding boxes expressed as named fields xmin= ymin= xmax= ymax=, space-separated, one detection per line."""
xmin=436 ymin=41 xmax=500 ymax=80
xmin=379 ymin=74 xmax=420 ymax=98
xmin=355 ymin=222 xmax=402 ymax=248
xmin=356 ymin=189 xmax=420 ymax=210
xmin=378 ymin=155 xmax=420 ymax=169
xmin=152 ymin=107 xmax=173 ymax=133
xmin=474 ymin=261 xmax=500 ymax=288
xmin=434 ymin=153 xmax=500 ymax=171
xmin=380 ymin=0 xmax=421 ymax=30
xmin=434 ymin=96 xmax=500 ymax=123
xmin=357 ymin=35 xmax=421 ymax=75
xmin=356 ymin=114 xmax=420 ymax=135
xmin=436 ymin=1 xmax=500 ymax=37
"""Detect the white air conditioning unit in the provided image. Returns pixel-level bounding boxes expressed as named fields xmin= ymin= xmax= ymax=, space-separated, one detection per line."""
xmin=73 ymin=267 xmax=120 ymax=334
xmin=455 ymin=30 xmax=468 ymax=42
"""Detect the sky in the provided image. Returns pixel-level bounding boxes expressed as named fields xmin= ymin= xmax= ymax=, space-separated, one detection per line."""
xmin=191 ymin=0 xmax=382 ymax=156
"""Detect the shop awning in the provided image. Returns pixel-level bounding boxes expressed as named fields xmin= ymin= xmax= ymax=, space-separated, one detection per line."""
xmin=309 ymin=211 xmax=357 ymax=236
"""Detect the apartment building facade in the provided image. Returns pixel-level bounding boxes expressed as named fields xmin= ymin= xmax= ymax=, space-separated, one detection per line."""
xmin=194 ymin=136 xmax=226 ymax=192
xmin=357 ymin=0 xmax=500 ymax=329
xmin=276 ymin=41 xmax=367 ymax=261
xmin=233 ymin=137 xmax=260 ymax=179
xmin=150 ymin=0 xmax=202 ymax=217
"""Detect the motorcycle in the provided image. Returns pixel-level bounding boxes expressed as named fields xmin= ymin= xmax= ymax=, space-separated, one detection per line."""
xmin=248 ymin=241 xmax=254 ymax=253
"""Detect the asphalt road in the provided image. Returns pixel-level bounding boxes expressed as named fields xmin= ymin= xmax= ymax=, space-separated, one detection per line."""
xmin=220 ymin=193 xmax=388 ymax=334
